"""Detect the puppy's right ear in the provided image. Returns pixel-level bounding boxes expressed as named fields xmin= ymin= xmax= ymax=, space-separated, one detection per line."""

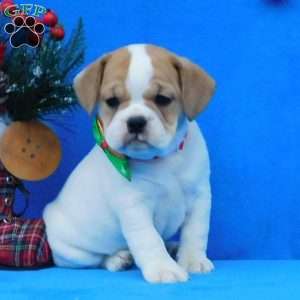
xmin=74 ymin=54 xmax=111 ymax=113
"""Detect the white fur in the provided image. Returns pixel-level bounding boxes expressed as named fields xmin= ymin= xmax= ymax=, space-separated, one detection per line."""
xmin=126 ymin=45 xmax=153 ymax=104
xmin=105 ymin=103 xmax=173 ymax=150
xmin=43 ymin=44 xmax=213 ymax=283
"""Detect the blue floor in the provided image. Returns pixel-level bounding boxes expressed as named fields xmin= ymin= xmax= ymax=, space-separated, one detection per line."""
xmin=1 ymin=261 xmax=299 ymax=300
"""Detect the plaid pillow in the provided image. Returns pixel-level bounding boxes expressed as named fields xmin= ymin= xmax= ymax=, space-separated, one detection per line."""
xmin=0 ymin=218 xmax=53 ymax=267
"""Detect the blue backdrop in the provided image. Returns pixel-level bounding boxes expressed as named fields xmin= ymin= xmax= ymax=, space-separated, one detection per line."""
xmin=18 ymin=0 xmax=300 ymax=260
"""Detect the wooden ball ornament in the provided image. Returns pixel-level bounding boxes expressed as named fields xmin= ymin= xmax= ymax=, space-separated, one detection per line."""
xmin=0 ymin=121 xmax=61 ymax=181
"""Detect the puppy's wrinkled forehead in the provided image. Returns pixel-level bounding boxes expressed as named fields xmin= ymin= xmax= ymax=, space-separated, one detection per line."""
xmin=101 ymin=44 xmax=179 ymax=101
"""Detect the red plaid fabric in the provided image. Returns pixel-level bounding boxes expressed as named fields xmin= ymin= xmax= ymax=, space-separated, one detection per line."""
xmin=0 ymin=161 xmax=17 ymax=225
xmin=0 ymin=218 xmax=53 ymax=267
xmin=0 ymin=161 xmax=53 ymax=267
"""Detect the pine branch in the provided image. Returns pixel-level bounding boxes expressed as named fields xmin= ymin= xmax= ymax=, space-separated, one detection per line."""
xmin=3 ymin=18 xmax=85 ymax=121
xmin=61 ymin=18 xmax=85 ymax=78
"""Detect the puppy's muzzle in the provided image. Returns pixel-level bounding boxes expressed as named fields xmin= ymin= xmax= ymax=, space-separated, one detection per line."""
xmin=127 ymin=116 xmax=147 ymax=134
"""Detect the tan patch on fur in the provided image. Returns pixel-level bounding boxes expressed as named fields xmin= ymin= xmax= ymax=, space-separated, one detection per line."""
xmin=73 ymin=47 xmax=131 ymax=120
xmin=145 ymin=45 xmax=182 ymax=127
xmin=146 ymin=45 xmax=216 ymax=121
xmin=100 ymin=48 xmax=131 ymax=100
xmin=99 ymin=48 xmax=131 ymax=127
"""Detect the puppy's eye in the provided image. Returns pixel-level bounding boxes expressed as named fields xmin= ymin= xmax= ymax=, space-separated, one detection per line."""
xmin=154 ymin=94 xmax=173 ymax=106
xmin=105 ymin=97 xmax=120 ymax=108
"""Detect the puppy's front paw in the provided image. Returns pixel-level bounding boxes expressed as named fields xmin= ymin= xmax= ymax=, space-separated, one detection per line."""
xmin=177 ymin=252 xmax=214 ymax=274
xmin=142 ymin=259 xmax=188 ymax=284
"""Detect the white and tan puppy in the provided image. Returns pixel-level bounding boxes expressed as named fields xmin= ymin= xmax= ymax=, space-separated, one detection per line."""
xmin=43 ymin=44 xmax=216 ymax=283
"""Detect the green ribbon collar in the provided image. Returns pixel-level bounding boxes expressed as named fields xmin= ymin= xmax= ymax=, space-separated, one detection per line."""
xmin=93 ymin=118 xmax=132 ymax=181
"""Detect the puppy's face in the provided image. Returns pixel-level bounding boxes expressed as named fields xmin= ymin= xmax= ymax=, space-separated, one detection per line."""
xmin=74 ymin=44 xmax=215 ymax=152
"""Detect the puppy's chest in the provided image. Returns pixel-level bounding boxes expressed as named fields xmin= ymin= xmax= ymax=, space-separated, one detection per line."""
xmin=131 ymin=159 xmax=188 ymax=238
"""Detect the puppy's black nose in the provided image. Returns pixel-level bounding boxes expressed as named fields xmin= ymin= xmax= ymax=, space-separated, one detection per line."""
xmin=127 ymin=116 xmax=147 ymax=134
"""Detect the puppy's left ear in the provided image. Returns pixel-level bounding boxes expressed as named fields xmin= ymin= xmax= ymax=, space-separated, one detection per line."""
xmin=172 ymin=56 xmax=216 ymax=120
xmin=74 ymin=54 xmax=111 ymax=113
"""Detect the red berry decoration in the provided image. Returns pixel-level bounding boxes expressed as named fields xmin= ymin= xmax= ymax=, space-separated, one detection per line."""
xmin=50 ymin=25 xmax=65 ymax=40
xmin=43 ymin=9 xmax=58 ymax=27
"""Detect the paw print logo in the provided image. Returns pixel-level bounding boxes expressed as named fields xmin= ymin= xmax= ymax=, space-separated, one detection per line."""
xmin=4 ymin=16 xmax=45 ymax=48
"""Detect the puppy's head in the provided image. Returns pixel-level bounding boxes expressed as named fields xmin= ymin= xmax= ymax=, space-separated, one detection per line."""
xmin=74 ymin=44 xmax=216 ymax=153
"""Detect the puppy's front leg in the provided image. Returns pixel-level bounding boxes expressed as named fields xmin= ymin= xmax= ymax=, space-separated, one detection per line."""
xmin=177 ymin=184 xmax=214 ymax=273
xmin=119 ymin=202 xmax=188 ymax=283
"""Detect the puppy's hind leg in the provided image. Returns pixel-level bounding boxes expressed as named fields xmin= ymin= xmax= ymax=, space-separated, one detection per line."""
xmin=103 ymin=250 xmax=134 ymax=272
